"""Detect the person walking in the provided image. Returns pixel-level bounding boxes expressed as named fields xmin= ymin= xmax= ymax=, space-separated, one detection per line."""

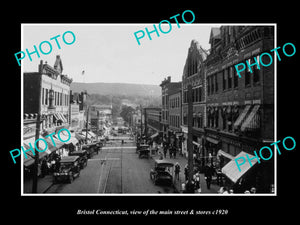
xmin=174 ymin=162 xmax=181 ymax=181
xmin=163 ymin=145 xmax=167 ymax=158
xmin=204 ymin=163 xmax=214 ymax=189
xmin=184 ymin=164 xmax=189 ymax=182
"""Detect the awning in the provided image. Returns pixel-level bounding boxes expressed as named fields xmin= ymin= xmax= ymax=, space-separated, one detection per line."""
xmin=53 ymin=113 xmax=61 ymax=121
xmin=59 ymin=113 xmax=68 ymax=123
xmin=58 ymin=130 xmax=78 ymax=145
xmin=193 ymin=141 xmax=200 ymax=147
xmin=150 ymin=132 xmax=159 ymax=139
xmin=217 ymin=150 xmax=235 ymax=160
xmin=206 ymin=137 xmax=219 ymax=145
xmin=88 ymin=131 xmax=96 ymax=138
xmin=233 ymin=105 xmax=251 ymax=128
xmin=241 ymin=105 xmax=260 ymax=131
xmin=23 ymin=136 xmax=57 ymax=167
xmin=75 ymin=132 xmax=85 ymax=141
xmin=221 ymin=151 xmax=259 ymax=183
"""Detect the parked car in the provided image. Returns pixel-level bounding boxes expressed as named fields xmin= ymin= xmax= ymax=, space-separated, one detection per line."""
xmin=150 ymin=159 xmax=174 ymax=186
xmin=53 ymin=156 xmax=80 ymax=183
xmin=69 ymin=150 xmax=88 ymax=169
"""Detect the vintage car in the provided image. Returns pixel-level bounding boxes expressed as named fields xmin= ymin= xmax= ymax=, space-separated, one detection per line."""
xmin=53 ymin=156 xmax=80 ymax=183
xmin=150 ymin=159 xmax=174 ymax=186
xmin=136 ymin=144 xmax=149 ymax=153
xmin=138 ymin=148 xmax=150 ymax=159
xmin=82 ymin=142 xmax=98 ymax=158
xmin=68 ymin=150 xmax=88 ymax=169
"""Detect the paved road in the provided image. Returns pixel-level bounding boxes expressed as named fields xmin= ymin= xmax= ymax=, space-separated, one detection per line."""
xmin=46 ymin=136 xmax=175 ymax=194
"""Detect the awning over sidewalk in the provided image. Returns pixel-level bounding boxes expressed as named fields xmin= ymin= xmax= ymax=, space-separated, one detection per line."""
xmin=221 ymin=151 xmax=259 ymax=183
xmin=217 ymin=150 xmax=234 ymax=160
xmin=23 ymin=136 xmax=57 ymax=167
xmin=150 ymin=132 xmax=159 ymax=139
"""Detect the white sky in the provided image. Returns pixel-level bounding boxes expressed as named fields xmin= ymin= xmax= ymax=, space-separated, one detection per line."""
xmin=22 ymin=24 xmax=216 ymax=85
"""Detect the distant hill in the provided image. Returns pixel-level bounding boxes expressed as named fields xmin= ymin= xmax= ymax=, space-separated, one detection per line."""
xmin=71 ymin=82 xmax=161 ymax=97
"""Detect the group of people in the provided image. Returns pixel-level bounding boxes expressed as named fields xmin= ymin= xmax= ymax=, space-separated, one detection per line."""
xmin=40 ymin=153 xmax=61 ymax=178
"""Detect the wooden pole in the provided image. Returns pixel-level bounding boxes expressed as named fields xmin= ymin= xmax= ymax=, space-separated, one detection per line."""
xmin=32 ymin=70 xmax=42 ymax=193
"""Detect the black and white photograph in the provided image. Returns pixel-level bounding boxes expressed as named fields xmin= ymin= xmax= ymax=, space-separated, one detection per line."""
xmin=21 ymin=24 xmax=276 ymax=195
xmin=4 ymin=4 xmax=299 ymax=221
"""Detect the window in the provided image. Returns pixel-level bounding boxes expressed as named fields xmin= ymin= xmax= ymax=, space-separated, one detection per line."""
xmin=233 ymin=66 xmax=238 ymax=88
xmin=228 ymin=67 xmax=232 ymax=89
xmin=199 ymin=87 xmax=202 ymax=102
xmin=253 ymin=55 xmax=260 ymax=83
xmin=207 ymin=77 xmax=210 ymax=95
xmin=222 ymin=70 xmax=227 ymax=90
xmin=245 ymin=59 xmax=251 ymax=86
xmin=42 ymin=88 xmax=44 ymax=105
xmin=45 ymin=89 xmax=48 ymax=105
xmin=211 ymin=76 xmax=214 ymax=94
xmin=215 ymin=74 xmax=218 ymax=93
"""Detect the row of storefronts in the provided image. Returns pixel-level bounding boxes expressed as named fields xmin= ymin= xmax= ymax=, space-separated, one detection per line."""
xmin=144 ymin=26 xmax=275 ymax=193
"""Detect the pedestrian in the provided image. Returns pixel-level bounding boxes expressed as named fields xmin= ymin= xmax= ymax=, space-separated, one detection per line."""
xmin=184 ymin=164 xmax=189 ymax=182
xmin=204 ymin=163 xmax=213 ymax=189
xmin=163 ymin=146 xmax=167 ymax=158
xmin=174 ymin=162 xmax=180 ymax=181
xmin=169 ymin=145 xmax=173 ymax=159
xmin=194 ymin=173 xmax=201 ymax=193
xmin=158 ymin=151 xmax=163 ymax=160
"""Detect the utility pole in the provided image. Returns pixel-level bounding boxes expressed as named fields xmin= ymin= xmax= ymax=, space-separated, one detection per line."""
xmin=187 ymin=84 xmax=194 ymax=193
xmin=140 ymin=104 xmax=143 ymax=139
xmin=32 ymin=67 xmax=43 ymax=193
xmin=85 ymin=106 xmax=89 ymax=143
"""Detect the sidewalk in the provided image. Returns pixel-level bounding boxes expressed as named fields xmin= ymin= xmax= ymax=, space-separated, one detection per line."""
xmin=151 ymin=148 xmax=219 ymax=194
xmin=23 ymin=174 xmax=54 ymax=194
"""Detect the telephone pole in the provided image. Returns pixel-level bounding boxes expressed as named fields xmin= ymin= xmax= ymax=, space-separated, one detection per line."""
xmin=32 ymin=68 xmax=43 ymax=193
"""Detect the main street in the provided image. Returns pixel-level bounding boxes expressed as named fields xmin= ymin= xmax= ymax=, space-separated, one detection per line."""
xmin=46 ymin=135 xmax=175 ymax=194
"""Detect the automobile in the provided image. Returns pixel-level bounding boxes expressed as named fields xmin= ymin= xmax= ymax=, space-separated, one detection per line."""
xmin=150 ymin=159 xmax=174 ymax=186
xmin=138 ymin=148 xmax=150 ymax=159
xmin=136 ymin=144 xmax=150 ymax=153
xmin=82 ymin=143 xmax=98 ymax=158
xmin=53 ymin=156 xmax=80 ymax=183
xmin=69 ymin=150 xmax=88 ymax=169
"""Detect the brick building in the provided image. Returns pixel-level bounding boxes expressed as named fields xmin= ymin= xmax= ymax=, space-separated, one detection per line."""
xmin=159 ymin=76 xmax=181 ymax=142
xmin=181 ymin=40 xmax=208 ymax=158
xmin=204 ymin=26 xmax=275 ymax=192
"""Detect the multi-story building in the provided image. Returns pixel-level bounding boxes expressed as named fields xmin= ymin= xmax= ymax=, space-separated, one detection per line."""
xmin=144 ymin=107 xmax=162 ymax=142
xmin=168 ymin=85 xmax=182 ymax=150
xmin=90 ymin=104 xmax=112 ymax=136
xmin=181 ymin=40 xmax=208 ymax=158
xmin=24 ymin=56 xmax=72 ymax=131
xmin=205 ymin=26 xmax=275 ymax=192
xmin=23 ymin=55 xmax=75 ymax=174
xmin=159 ymin=76 xmax=181 ymax=142
xmin=69 ymin=91 xmax=87 ymax=132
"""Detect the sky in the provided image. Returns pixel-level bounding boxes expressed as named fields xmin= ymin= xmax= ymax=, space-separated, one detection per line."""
xmin=22 ymin=24 xmax=216 ymax=85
